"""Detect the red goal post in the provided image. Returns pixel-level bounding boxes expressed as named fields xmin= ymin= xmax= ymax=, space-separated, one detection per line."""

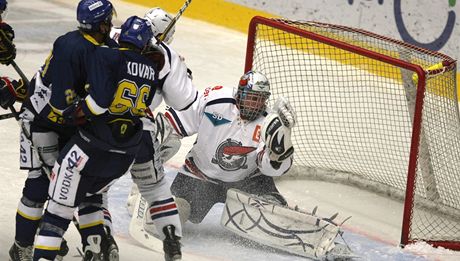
xmin=244 ymin=16 xmax=460 ymax=250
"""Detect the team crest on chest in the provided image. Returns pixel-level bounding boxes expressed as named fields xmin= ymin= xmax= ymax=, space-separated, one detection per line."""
xmin=211 ymin=138 xmax=256 ymax=171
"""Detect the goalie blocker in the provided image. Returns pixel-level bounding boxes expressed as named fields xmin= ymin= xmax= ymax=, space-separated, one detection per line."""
xmin=222 ymin=188 xmax=355 ymax=260
xmin=262 ymin=97 xmax=296 ymax=163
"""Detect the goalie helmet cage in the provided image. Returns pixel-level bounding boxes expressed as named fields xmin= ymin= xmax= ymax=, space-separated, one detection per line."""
xmin=244 ymin=16 xmax=460 ymax=250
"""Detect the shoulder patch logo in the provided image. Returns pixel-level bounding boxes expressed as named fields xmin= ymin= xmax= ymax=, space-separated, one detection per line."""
xmin=204 ymin=112 xmax=231 ymax=126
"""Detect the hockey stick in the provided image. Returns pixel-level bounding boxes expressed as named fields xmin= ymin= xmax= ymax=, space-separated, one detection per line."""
xmin=0 ymin=111 xmax=15 ymax=120
xmin=156 ymin=0 xmax=192 ymax=44
xmin=128 ymin=194 xmax=164 ymax=253
xmin=11 ymin=60 xmax=30 ymax=86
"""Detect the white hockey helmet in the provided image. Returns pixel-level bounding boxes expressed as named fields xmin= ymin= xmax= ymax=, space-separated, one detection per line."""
xmin=235 ymin=71 xmax=271 ymax=121
xmin=144 ymin=7 xmax=175 ymax=45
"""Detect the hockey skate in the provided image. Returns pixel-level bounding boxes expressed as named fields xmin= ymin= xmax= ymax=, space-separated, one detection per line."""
xmin=162 ymin=225 xmax=181 ymax=261
xmin=82 ymin=233 xmax=119 ymax=261
xmin=105 ymin=226 xmax=119 ymax=261
xmin=83 ymin=250 xmax=104 ymax=261
xmin=8 ymin=241 xmax=33 ymax=261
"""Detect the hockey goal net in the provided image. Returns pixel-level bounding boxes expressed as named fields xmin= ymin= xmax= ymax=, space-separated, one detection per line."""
xmin=245 ymin=16 xmax=460 ymax=250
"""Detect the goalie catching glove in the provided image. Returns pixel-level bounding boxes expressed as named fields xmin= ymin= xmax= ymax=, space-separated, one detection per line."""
xmin=261 ymin=97 xmax=296 ymax=162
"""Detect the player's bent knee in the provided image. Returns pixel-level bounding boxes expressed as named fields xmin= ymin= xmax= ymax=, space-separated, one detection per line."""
xmin=47 ymin=200 xmax=76 ymax=220
xmin=131 ymin=160 xmax=165 ymax=185
xmin=17 ymin=196 xmax=45 ymax=221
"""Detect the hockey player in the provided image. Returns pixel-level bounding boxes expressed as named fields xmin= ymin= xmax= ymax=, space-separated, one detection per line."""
xmin=108 ymin=4 xmax=179 ymax=214
xmin=126 ymin=6 xmax=189 ymax=254
xmin=109 ymin=9 xmax=191 ymax=260
xmin=164 ymin=71 xmax=296 ymax=225
xmin=2 ymin=4 xmax=188 ymax=260
xmin=108 ymin=8 xmax=195 ymax=259
xmin=34 ymin=14 xmax=196 ymax=260
xmin=7 ymin=0 xmax=119 ymax=260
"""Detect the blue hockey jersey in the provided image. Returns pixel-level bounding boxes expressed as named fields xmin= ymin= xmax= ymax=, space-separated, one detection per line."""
xmin=78 ymin=46 xmax=162 ymax=153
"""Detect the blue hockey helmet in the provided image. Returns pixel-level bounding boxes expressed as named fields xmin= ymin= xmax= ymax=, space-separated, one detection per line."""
xmin=119 ymin=16 xmax=154 ymax=50
xmin=77 ymin=0 xmax=115 ymax=31
xmin=0 ymin=0 xmax=7 ymax=11
xmin=0 ymin=0 xmax=7 ymax=21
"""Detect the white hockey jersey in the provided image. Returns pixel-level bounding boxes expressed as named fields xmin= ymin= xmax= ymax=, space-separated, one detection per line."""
xmin=165 ymin=86 xmax=293 ymax=183
xmin=110 ymin=28 xmax=197 ymax=131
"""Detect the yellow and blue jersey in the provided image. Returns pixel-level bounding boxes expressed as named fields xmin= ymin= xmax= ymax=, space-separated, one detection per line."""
xmin=78 ymin=46 xmax=161 ymax=153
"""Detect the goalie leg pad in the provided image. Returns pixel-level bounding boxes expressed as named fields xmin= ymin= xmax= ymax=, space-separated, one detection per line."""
xmin=221 ymin=189 xmax=341 ymax=259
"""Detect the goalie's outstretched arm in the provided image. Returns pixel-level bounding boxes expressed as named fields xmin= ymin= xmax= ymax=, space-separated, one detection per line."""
xmin=258 ymin=96 xmax=296 ymax=176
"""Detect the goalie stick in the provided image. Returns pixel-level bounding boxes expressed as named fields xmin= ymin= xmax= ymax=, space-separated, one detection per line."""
xmin=128 ymin=194 xmax=165 ymax=253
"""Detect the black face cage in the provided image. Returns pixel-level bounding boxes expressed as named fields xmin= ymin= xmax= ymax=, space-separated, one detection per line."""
xmin=236 ymin=89 xmax=270 ymax=121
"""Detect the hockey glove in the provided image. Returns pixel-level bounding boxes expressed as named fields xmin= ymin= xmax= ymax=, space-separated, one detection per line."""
xmin=261 ymin=97 xmax=297 ymax=162
xmin=62 ymin=100 xmax=86 ymax=126
xmin=0 ymin=22 xmax=16 ymax=65
xmin=273 ymin=96 xmax=296 ymax=128
xmin=0 ymin=76 xmax=26 ymax=109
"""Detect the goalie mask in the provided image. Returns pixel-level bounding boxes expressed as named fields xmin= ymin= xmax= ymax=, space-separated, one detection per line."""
xmin=235 ymin=71 xmax=271 ymax=121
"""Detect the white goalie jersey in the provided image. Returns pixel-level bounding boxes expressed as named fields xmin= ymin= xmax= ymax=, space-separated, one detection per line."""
xmin=165 ymin=86 xmax=293 ymax=183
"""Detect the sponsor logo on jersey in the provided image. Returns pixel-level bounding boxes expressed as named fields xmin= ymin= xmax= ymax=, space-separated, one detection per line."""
xmin=203 ymin=85 xmax=223 ymax=97
xmin=51 ymin=145 xmax=87 ymax=206
xmin=204 ymin=111 xmax=231 ymax=126
xmin=211 ymin=138 xmax=256 ymax=171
